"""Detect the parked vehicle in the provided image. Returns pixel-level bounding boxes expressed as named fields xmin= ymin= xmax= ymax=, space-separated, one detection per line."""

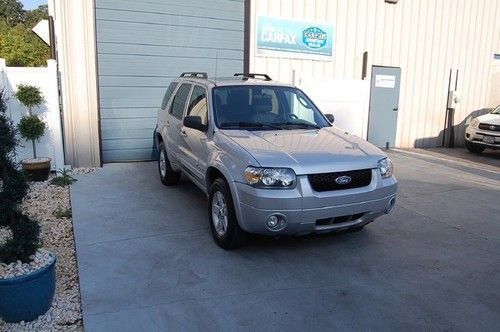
xmin=465 ymin=105 xmax=500 ymax=153
xmin=155 ymin=72 xmax=397 ymax=249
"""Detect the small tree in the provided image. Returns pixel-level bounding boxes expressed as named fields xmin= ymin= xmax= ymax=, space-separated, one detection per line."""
xmin=0 ymin=88 xmax=40 ymax=263
xmin=15 ymin=84 xmax=45 ymax=159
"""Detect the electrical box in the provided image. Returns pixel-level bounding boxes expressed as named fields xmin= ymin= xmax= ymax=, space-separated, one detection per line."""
xmin=447 ymin=90 xmax=460 ymax=109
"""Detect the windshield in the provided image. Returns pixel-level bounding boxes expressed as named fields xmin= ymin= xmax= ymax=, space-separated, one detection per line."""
xmin=212 ymin=85 xmax=330 ymax=130
xmin=492 ymin=105 xmax=500 ymax=114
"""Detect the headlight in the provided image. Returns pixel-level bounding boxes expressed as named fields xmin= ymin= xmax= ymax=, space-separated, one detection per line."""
xmin=244 ymin=167 xmax=296 ymax=188
xmin=469 ymin=118 xmax=479 ymax=128
xmin=378 ymin=158 xmax=393 ymax=179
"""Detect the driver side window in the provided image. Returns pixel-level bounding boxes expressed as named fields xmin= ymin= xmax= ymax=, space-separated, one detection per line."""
xmin=291 ymin=93 xmax=315 ymax=123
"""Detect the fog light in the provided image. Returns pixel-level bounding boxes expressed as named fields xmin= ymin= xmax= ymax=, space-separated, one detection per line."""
xmin=267 ymin=215 xmax=279 ymax=228
xmin=266 ymin=214 xmax=287 ymax=231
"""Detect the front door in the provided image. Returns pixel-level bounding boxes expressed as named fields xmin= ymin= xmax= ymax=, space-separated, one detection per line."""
xmin=367 ymin=66 xmax=401 ymax=148
xmin=180 ymin=85 xmax=209 ymax=183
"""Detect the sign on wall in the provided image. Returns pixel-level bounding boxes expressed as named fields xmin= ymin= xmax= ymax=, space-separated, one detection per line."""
xmin=256 ymin=16 xmax=334 ymax=59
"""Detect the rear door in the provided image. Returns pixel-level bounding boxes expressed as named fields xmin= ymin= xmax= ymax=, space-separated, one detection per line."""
xmin=166 ymin=83 xmax=192 ymax=160
xmin=158 ymin=81 xmax=178 ymax=138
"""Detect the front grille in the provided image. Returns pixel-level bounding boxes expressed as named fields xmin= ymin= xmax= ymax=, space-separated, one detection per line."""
xmin=478 ymin=123 xmax=500 ymax=132
xmin=316 ymin=213 xmax=366 ymax=226
xmin=308 ymin=169 xmax=372 ymax=192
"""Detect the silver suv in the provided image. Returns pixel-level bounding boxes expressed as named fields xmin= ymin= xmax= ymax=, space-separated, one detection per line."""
xmin=155 ymin=72 xmax=397 ymax=249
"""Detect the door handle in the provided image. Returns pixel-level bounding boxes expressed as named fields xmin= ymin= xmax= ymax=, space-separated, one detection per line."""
xmin=180 ymin=130 xmax=187 ymax=137
xmin=166 ymin=121 xmax=170 ymax=127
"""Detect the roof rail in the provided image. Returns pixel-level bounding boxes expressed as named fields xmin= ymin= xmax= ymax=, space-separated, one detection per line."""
xmin=234 ymin=73 xmax=272 ymax=81
xmin=180 ymin=72 xmax=208 ymax=79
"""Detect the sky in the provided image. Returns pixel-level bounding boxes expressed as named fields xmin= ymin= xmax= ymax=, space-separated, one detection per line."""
xmin=21 ymin=0 xmax=47 ymax=10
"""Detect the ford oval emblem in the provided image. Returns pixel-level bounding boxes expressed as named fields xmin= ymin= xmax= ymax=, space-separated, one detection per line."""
xmin=335 ymin=175 xmax=352 ymax=185
xmin=490 ymin=125 xmax=496 ymax=131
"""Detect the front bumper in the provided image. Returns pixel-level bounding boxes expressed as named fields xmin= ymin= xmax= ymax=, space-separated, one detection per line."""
xmin=465 ymin=126 xmax=500 ymax=149
xmin=230 ymin=170 xmax=397 ymax=235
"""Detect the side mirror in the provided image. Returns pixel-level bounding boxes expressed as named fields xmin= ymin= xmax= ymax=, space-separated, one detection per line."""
xmin=325 ymin=114 xmax=335 ymax=123
xmin=183 ymin=116 xmax=206 ymax=131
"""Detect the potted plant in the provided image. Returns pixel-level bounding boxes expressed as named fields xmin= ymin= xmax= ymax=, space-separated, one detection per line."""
xmin=0 ymin=89 xmax=56 ymax=322
xmin=15 ymin=84 xmax=51 ymax=181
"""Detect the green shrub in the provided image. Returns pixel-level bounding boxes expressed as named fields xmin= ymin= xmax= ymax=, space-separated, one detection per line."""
xmin=17 ymin=114 xmax=45 ymax=141
xmin=53 ymin=207 xmax=72 ymax=219
xmin=15 ymin=84 xmax=43 ymax=114
xmin=0 ymin=88 xmax=40 ymax=264
xmin=15 ymin=84 xmax=45 ymax=159
xmin=50 ymin=169 xmax=77 ymax=187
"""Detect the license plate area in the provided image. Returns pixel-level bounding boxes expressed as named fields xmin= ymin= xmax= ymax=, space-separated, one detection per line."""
xmin=483 ymin=136 xmax=495 ymax=144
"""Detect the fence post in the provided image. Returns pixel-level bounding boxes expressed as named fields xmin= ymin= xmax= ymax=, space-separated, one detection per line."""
xmin=46 ymin=59 xmax=65 ymax=171
xmin=0 ymin=58 xmax=6 ymax=91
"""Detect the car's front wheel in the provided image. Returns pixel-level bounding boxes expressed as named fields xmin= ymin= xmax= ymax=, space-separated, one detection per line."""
xmin=465 ymin=140 xmax=485 ymax=154
xmin=158 ymin=141 xmax=181 ymax=186
xmin=208 ymin=178 xmax=246 ymax=249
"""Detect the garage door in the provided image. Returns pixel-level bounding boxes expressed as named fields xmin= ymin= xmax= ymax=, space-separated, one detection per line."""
xmin=95 ymin=0 xmax=245 ymax=162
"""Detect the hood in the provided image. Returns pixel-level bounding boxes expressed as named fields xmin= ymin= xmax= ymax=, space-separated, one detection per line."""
xmin=221 ymin=127 xmax=386 ymax=175
xmin=476 ymin=113 xmax=500 ymax=126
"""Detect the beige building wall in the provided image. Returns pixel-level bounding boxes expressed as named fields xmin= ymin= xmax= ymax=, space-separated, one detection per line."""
xmin=250 ymin=0 xmax=500 ymax=147
xmin=49 ymin=0 xmax=101 ymax=167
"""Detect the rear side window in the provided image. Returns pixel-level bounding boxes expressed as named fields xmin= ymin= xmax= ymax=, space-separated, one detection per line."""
xmin=170 ymin=83 xmax=192 ymax=119
xmin=160 ymin=82 xmax=178 ymax=110
xmin=187 ymin=86 xmax=208 ymax=125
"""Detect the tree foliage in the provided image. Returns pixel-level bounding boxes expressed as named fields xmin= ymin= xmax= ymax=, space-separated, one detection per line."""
xmin=0 ymin=1 xmax=49 ymax=67
xmin=18 ymin=114 xmax=45 ymax=142
xmin=0 ymin=88 xmax=40 ymax=264
xmin=15 ymin=84 xmax=43 ymax=113
xmin=0 ymin=0 xmax=25 ymax=26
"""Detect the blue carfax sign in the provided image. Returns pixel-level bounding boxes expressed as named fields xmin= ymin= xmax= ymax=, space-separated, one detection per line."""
xmin=256 ymin=16 xmax=333 ymax=57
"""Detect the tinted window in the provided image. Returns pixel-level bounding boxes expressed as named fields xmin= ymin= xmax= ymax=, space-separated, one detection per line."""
xmin=187 ymin=86 xmax=208 ymax=125
xmin=160 ymin=82 xmax=178 ymax=110
xmin=170 ymin=83 xmax=191 ymax=119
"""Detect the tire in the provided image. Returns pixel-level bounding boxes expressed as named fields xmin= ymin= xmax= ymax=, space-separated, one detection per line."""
xmin=208 ymin=178 xmax=247 ymax=249
xmin=158 ymin=141 xmax=181 ymax=186
xmin=465 ymin=140 xmax=485 ymax=154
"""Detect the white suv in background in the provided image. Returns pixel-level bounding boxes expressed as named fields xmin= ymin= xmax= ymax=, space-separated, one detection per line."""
xmin=465 ymin=105 xmax=500 ymax=153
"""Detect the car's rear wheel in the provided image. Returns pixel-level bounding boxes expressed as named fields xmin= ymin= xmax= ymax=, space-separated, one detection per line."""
xmin=208 ymin=178 xmax=246 ymax=249
xmin=465 ymin=140 xmax=485 ymax=154
xmin=158 ymin=141 xmax=181 ymax=186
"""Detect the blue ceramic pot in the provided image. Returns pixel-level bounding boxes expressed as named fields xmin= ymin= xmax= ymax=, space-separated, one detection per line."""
xmin=0 ymin=253 xmax=56 ymax=323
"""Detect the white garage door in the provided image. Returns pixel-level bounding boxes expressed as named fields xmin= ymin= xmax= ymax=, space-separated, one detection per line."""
xmin=95 ymin=0 xmax=245 ymax=162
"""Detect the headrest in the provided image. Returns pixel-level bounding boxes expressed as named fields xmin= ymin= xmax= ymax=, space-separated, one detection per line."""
xmin=252 ymin=94 xmax=272 ymax=113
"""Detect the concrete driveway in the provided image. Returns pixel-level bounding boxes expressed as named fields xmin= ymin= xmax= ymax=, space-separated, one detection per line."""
xmin=71 ymin=150 xmax=500 ymax=331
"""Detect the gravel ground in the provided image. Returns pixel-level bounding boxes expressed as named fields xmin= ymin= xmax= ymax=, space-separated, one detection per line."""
xmin=0 ymin=168 xmax=97 ymax=331
xmin=0 ymin=250 xmax=54 ymax=280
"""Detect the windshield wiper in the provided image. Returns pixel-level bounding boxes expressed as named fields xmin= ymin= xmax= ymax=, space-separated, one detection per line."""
xmin=271 ymin=121 xmax=321 ymax=129
xmin=219 ymin=122 xmax=283 ymax=130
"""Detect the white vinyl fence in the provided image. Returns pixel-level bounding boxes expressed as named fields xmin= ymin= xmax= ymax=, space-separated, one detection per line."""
xmin=299 ymin=78 xmax=370 ymax=139
xmin=0 ymin=58 xmax=64 ymax=171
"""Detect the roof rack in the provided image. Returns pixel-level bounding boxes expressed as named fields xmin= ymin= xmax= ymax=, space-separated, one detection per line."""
xmin=234 ymin=73 xmax=272 ymax=81
xmin=180 ymin=72 xmax=208 ymax=79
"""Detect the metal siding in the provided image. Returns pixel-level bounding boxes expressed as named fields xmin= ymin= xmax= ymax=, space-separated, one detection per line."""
xmin=95 ymin=0 xmax=244 ymax=161
xmin=51 ymin=0 xmax=101 ymax=167
xmin=250 ymin=0 xmax=500 ymax=148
